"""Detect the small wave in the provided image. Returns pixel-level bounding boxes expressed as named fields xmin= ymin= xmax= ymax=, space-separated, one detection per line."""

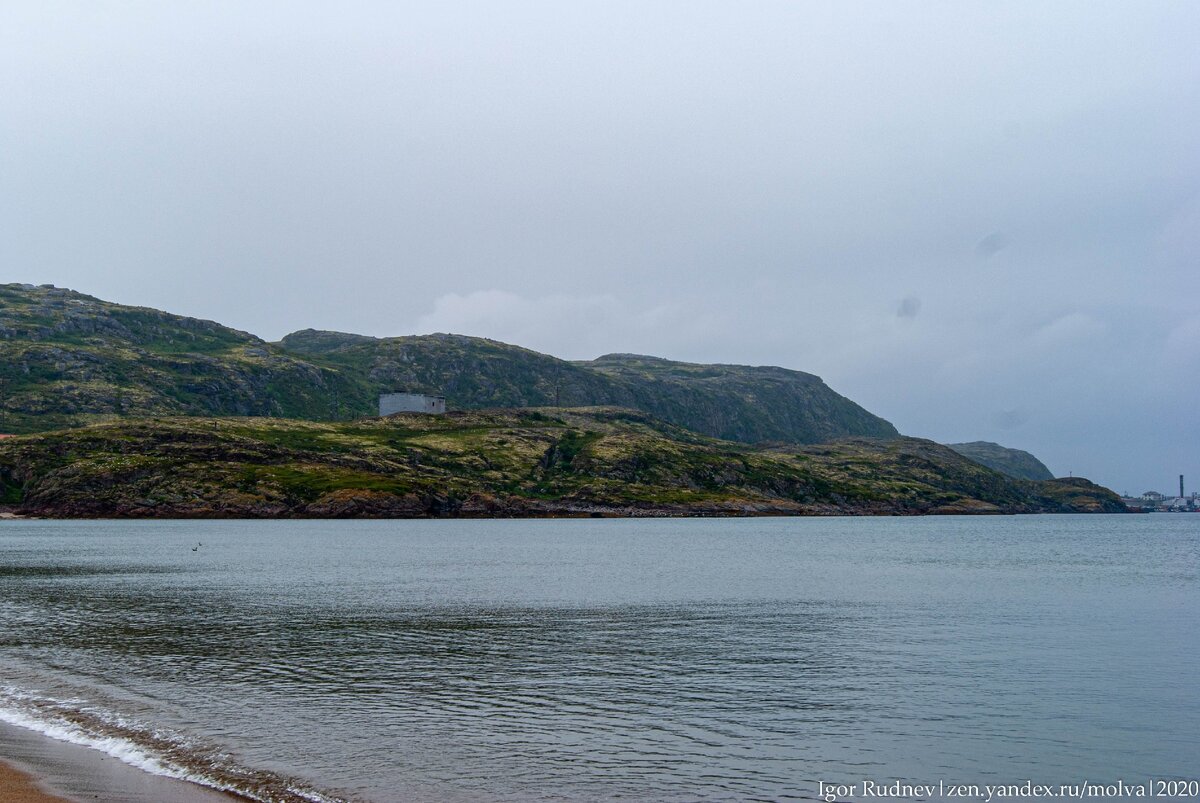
xmin=0 ymin=685 xmax=348 ymax=803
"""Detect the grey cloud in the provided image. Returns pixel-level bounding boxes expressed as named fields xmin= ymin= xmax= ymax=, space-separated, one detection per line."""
xmin=975 ymin=232 xmax=1009 ymax=259
xmin=897 ymin=297 xmax=921 ymax=319
xmin=992 ymin=409 xmax=1029 ymax=431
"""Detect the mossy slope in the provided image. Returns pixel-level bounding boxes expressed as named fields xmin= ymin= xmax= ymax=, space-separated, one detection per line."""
xmin=0 ymin=409 xmax=1124 ymax=518
xmin=0 ymin=284 xmax=368 ymax=432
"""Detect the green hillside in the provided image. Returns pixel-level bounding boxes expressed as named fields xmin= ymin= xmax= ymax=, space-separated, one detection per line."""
xmin=0 ymin=284 xmax=369 ymax=432
xmin=279 ymin=331 xmax=899 ymax=444
xmin=278 ymin=329 xmax=627 ymax=412
xmin=0 ymin=283 xmax=896 ymax=445
xmin=0 ymin=409 xmax=1122 ymax=518
xmin=583 ymin=353 xmax=897 ymax=444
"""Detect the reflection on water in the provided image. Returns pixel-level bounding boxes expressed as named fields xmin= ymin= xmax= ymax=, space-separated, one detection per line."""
xmin=0 ymin=517 xmax=1198 ymax=802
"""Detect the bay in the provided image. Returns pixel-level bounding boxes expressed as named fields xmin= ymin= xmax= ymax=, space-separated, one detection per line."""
xmin=0 ymin=515 xmax=1196 ymax=801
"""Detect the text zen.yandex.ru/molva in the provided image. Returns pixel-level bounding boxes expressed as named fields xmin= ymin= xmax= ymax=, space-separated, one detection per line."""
xmin=818 ymin=779 xmax=1200 ymax=802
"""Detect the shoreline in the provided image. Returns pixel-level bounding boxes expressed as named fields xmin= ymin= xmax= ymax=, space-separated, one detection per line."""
xmin=0 ymin=760 xmax=70 ymax=803
xmin=0 ymin=504 xmax=1123 ymax=520
xmin=0 ymin=722 xmax=241 ymax=803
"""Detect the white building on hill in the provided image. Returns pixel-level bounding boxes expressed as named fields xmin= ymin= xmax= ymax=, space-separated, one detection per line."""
xmin=379 ymin=392 xmax=446 ymax=416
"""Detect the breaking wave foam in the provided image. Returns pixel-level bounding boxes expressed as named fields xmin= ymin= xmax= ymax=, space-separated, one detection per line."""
xmin=0 ymin=684 xmax=346 ymax=803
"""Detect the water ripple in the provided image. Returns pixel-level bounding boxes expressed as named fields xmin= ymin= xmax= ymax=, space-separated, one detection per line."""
xmin=0 ymin=516 xmax=1197 ymax=801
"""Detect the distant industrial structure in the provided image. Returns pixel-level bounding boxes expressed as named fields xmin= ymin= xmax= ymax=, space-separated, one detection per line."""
xmin=1120 ymin=475 xmax=1198 ymax=512
xmin=378 ymin=392 xmax=446 ymax=416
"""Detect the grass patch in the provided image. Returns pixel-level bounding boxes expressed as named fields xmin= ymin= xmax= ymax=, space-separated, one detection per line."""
xmin=243 ymin=464 xmax=419 ymax=502
xmin=0 ymin=482 xmax=23 ymax=505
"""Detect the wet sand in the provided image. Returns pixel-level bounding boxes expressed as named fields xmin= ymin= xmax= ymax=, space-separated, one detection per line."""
xmin=0 ymin=722 xmax=238 ymax=803
xmin=0 ymin=761 xmax=71 ymax=803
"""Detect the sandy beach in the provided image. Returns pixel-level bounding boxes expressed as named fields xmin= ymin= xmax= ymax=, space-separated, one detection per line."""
xmin=0 ymin=761 xmax=70 ymax=803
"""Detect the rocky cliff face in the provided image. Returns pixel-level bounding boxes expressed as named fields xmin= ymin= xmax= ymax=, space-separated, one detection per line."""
xmin=946 ymin=441 xmax=1055 ymax=481
xmin=582 ymin=353 xmax=898 ymax=444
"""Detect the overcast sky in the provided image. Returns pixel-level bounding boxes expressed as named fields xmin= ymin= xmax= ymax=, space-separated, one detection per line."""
xmin=3 ymin=1 xmax=1197 ymax=493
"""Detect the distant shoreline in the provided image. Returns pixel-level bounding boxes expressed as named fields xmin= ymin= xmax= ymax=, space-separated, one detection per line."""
xmin=0 ymin=506 xmax=1123 ymax=521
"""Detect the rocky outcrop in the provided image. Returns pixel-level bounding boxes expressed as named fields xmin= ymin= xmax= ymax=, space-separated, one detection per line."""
xmin=946 ymin=441 xmax=1055 ymax=481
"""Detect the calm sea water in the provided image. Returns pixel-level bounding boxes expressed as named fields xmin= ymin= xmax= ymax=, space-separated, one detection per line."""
xmin=0 ymin=516 xmax=1197 ymax=802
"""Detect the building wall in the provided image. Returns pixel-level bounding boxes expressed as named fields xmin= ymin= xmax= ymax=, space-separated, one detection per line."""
xmin=379 ymin=393 xmax=446 ymax=416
